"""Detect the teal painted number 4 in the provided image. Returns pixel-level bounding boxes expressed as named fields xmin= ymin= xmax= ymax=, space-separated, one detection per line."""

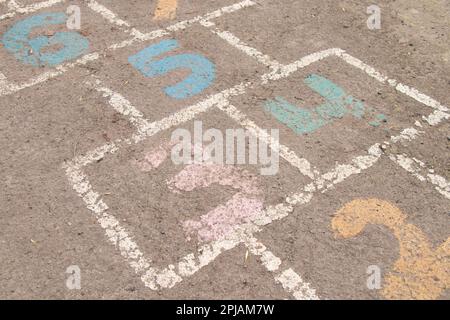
xmin=264 ymin=74 xmax=387 ymax=135
xmin=128 ymin=39 xmax=216 ymax=100
xmin=1 ymin=12 xmax=89 ymax=67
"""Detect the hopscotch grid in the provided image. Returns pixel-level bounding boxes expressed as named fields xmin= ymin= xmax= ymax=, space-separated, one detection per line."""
xmin=6 ymin=0 xmax=447 ymax=300
xmin=64 ymin=46 xmax=348 ymax=296
xmin=0 ymin=0 xmax=259 ymax=96
xmin=63 ymin=43 xmax=449 ymax=299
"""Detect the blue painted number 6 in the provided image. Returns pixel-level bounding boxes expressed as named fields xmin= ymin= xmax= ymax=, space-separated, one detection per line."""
xmin=2 ymin=12 xmax=89 ymax=67
xmin=128 ymin=39 xmax=215 ymax=99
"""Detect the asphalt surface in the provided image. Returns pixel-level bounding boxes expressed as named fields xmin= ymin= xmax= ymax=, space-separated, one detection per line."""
xmin=0 ymin=0 xmax=449 ymax=299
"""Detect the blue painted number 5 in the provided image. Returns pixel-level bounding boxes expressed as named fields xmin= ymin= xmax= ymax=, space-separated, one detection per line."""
xmin=2 ymin=12 xmax=89 ymax=67
xmin=128 ymin=39 xmax=215 ymax=99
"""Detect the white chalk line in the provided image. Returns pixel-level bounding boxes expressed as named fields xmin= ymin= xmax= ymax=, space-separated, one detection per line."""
xmin=382 ymin=122 xmax=450 ymax=200
xmin=335 ymin=51 xmax=449 ymax=119
xmin=389 ymin=153 xmax=450 ymax=200
xmin=165 ymin=0 xmax=256 ymax=33
xmin=0 ymin=0 xmax=64 ymax=20
xmin=216 ymin=102 xmax=318 ymax=179
xmin=15 ymin=0 xmax=63 ymax=13
xmin=84 ymin=0 xmax=147 ymax=41
xmin=241 ymin=231 xmax=319 ymax=300
xmin=0 ymin=0 xmax=257 ymax=97
xmin=6 ymin=0 xmax=19 ymax=10
xmin=200 ymin=21 xmax=283 ymax=71
xmin=0 ymin=53 xmax=99 ymax=96
xmin=109 ymin=0 xmax=258 ymax=50
xmin=86 ymin=78 xmax=150 ymax=134
xmin=85 ymin=0 xmax=131 ymax=29
xmin=262 ymin=48 xmax=344 ymax=84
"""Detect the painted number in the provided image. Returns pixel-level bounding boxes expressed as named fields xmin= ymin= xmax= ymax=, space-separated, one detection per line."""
xmin=1 ymin=12 xmax=89 ymax=67
xmin=264 ymin=74 xmax=386 ymax=135
xmin=128 ymin=39 xmax=215 ymax=99
xmin=333 ymin=198 xmax=450 ymax=300
xmin=136 ymin=142 xmax=263 ymax=243
xmin=168 ymin=164 xmax=263 ymax=243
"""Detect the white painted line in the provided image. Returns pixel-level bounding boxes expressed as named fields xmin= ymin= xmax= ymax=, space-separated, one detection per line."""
xmin=336 ymin=51 xmax=449 ymax=115
xmin=203 ymin=26 xmax=283 ymax=70
xmin=314 ymin=144 xmax=383 ymax=193
xmin=275 ymin=268 xmax=319 ymax=300
xmin=0 ymin=72 xmax=7 ymax=84
xmin=390 ymin=127 xmax=422 ymax=144
xmin=83 ymin=0 xmax=148 ymax=42
xmin=389 ymin=153 xmax=450 ymax=200
xmin=337 ymin=51 xmax=388 ymax=83
xmin=67 ymin=141 xmax=119 ymax=171
xmin=1 ymin=0 xmax=65 ymax=21
xmin=64 ymin=125 xmax=389 ymax=294
xmin=217 ymin=102 xmax=318 ymax=179
xmin=0 ymin=11 xmax=16 ymax=20
xmin=394 ymin=83 xmax=449 ymax=113
xmin=422 ymin=109 xmax=450 ymax=126
xmin=132 ymin=82 xmax=249 ymax=144
xmin=262 ymin=48 xmax=344 ymax=83
xmin=85 ymin=0 xmax=130 ymax=28
xmin=86 ymin=78 xmax=150 ymax=134
xmin=0 ymin=53 xmax=99 ymax=96
xmin=108 ymin=29 xmax=169 ymax=50
xmin=6 ymin=0 xmax=19 ymax=11
xmin=64 ymin=165 xmax=152 ymax=275
xmin=242 ymin=234 xmax=282 ymax=272
xmin=241 ymin=232 xmax=319 ymax=300
xmin=166 ymin=0 xmax=256 ymax=32
xmin=260 ymin=48 xmax=449 ymax=129
xmin=4 ymin=0 xmax=444 ymax=298
xmin=108 ymin=0 xmax=258 ymax=50
xmin=15 ymin=0 xmax=64 ymax=13
xmin=142 ymin=237 xmax=240 ymax=290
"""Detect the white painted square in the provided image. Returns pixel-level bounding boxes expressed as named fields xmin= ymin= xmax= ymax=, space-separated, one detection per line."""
xmin=0 ymin=0 xmax=133 ymax=96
